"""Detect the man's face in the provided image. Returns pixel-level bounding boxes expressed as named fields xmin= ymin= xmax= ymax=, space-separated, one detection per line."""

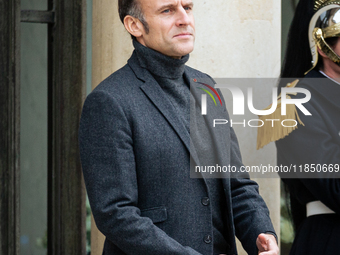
xmin=320 ymin=37 xmax=340 ymax=78
xmin=331 ymin=37 xmax=340 ymax=63
xmin=137 ymin=0 xmax=195 ymax=58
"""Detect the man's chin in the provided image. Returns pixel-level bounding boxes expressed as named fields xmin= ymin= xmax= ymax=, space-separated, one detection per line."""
xmin=176 ymin=43 xmax=195 ymax=56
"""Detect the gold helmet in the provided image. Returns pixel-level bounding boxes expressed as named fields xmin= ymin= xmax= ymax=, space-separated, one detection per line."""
xmin=306 ymin=1 xmax=340 ymax=74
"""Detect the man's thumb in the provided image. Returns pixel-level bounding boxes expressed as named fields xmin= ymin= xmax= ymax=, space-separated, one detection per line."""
xmin=256 ymin=233 xmax=268 ymax=251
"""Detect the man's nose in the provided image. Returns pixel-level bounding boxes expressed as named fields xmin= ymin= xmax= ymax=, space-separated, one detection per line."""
xmin=175 ymin=7 xmax=191 ymax=26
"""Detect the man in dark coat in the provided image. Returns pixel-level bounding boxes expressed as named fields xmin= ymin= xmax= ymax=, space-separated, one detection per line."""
xmin=79 ymin=0 xmax=279 ymax=254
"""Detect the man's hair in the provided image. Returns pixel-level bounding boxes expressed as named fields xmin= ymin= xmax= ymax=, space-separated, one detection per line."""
xmin=118 ymin=0 xmax=149 ymax=39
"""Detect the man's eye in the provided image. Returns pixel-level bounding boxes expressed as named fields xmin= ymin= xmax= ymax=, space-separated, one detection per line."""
xmin=184 ymin=6 xmax=192 ymax=11
xmin=162 ymin=9 xmax=170 ymax=13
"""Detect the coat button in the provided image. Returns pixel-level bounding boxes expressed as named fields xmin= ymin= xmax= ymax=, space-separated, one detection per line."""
xmin=204 ymin=235 xmax=212 ymax=244
xmin=201 ymin=197 xmax=210 ymax=206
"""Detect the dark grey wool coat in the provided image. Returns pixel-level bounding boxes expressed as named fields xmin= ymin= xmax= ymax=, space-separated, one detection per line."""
xmin=79 ymin=51 xmax=276 ymax=255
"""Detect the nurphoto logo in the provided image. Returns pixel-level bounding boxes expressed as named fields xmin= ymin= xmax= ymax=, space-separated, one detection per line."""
xmin=194 ymin=78 xmax=312 ymax=129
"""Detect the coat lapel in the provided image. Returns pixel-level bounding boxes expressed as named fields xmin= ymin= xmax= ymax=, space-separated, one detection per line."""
xmin=128 ymin=52 xmax=200 ymax=166
xmin=140 ymin=76 xmax=190 ymax=149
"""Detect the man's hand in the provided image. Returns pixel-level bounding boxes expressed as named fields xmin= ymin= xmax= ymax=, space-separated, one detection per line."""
xmin=256 ymin=233 xmax=279 ymax=255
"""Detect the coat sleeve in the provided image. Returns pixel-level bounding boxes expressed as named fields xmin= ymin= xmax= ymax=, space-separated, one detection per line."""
xmin=79 ymin=89 xmax=202 ymax=255
xmin=276 ymin=99 xmax=340 ymax=213
xmin=215 ymin=88 xmax=277 ymax=255
xmin=229 ymin=125 xmax=277 ymax=255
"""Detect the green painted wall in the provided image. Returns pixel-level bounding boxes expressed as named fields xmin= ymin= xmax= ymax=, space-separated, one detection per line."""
xmin=20 ymin=0 xmax=48 ymax=253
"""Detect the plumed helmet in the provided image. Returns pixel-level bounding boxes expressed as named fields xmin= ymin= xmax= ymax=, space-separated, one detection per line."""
xmin=306 ymin=1 xmax=340 ymax=74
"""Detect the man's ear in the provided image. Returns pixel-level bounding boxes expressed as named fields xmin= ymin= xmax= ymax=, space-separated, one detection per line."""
xmin=123 ymin=15 xmax=144 ymax=38
xmin=317 ymin=46 xmax=328 ymax=58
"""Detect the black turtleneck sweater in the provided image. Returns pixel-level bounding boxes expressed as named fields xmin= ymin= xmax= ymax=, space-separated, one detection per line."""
xmin=133 ymin=39 xmax=190 ymax=132
xmin=133 ymin=39 xmax=229 ymax=254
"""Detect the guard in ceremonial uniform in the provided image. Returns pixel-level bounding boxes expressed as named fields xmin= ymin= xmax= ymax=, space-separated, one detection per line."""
xmin=257 ymin=0 xmax=340 ymax=254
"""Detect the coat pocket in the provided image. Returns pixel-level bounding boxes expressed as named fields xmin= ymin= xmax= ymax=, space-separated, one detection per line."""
xmin=140 ymin=206 xmax=167 ymax=224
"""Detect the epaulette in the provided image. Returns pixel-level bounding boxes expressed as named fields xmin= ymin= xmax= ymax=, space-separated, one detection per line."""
xmin=256 ymin=79 xmax=304 ymax=150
